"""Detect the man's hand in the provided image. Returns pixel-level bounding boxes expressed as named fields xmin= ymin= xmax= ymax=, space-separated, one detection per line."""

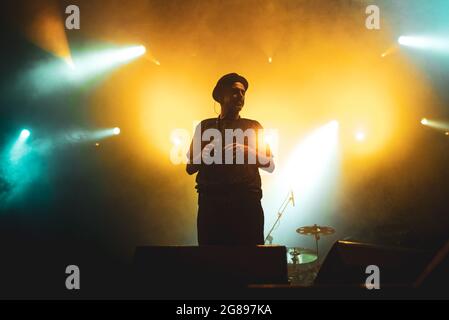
xmin=223 ymin=143 xmax=253 ymax=161
xmin=186 ymin=143 xmax=216 ymax=175
xmin=223 ymin=143 xmax=274 ymax=172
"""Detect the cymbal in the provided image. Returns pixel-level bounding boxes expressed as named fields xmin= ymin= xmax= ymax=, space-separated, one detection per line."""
xmin=296 ymin=225 xmax=335 ymax=236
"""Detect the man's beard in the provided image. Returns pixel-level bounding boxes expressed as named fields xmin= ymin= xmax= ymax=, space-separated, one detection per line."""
xmin=233 ymin=100 xmax=244 ymax=111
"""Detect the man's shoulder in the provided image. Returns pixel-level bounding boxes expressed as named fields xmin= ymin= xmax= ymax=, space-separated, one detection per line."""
xmin=198 ymin=118 xmax=217 ymax=124
xmin=195 ymin=118 xmax=217 ymax=129
xmin=240 ymin=118 xmax=263 ymax=128
xmin=196 ymin=117 xmax=263 ymax=129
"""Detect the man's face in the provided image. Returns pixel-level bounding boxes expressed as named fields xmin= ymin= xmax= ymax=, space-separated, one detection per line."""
xmin=221 ymin=82 xmax=246 ymax=112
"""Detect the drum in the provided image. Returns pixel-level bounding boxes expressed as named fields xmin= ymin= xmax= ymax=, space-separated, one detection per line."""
xmin=286 ymin=247 xmax=318 ymax=286
xmin=286 ymin=247 xmax=318 ymax=265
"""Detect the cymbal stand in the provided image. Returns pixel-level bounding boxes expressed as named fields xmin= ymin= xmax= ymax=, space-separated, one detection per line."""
xmin=264 ymin=190 xmax=295 ymax=245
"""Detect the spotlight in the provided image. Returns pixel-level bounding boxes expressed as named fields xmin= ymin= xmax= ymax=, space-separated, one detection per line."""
xmin=69 ymin=45 xmax=147 ymax=80
xmin=261 ymin=129 xmax=279 ymax=159
xmin=263 ymin=132 xmax=275 ymax=146
xmin=421 ymin=118 xmax=429 ymax=125
xmin=445 ymin=132 xmax=449 ymax=136
xmin=282 ymin=120 xmax=339 ymax=192
xmin=398 ymin=36 xmax=409 ymax=46
xmin=10 ymin=129 xmax=32 ymax=163
xmin=25 ymin=45 xmax=148 ymax=96
xmin=329 ymin=120 xmax=339 ymax=128
xmin=355 ymin=131 xmax=366 ymax=142
xmin=380 ymin=45 xmax=399 ymax=58
xmin=398 ymin=35 xmax=449 ymax=52
xmin=172 ymin=136 xmax=181 ymax=146
xmin=137 ymin=45 xmax=146 ymax=55
xmin=20 ymin=129 xmax=31 ymax=140
xmin=64 ymin=56 xmax=76 ymax=70
xmin=398 ymin=36 xmax=430 ymax=47
xmin=274 ymin=120 xmax=340 ymax=244
xmin=268 ymin=57 xmax=273 ymax=63
xmin=113 ymin=127 xmax=121 ymax=135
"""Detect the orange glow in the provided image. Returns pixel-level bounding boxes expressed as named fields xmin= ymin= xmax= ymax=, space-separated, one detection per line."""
xmin=21 ymin=1 xmax=440 ymax=246
xmin=143 ymin=49 xmax=161 ymax=66
xmin=381 ymin=44 xmax=399 ymax=58
xmin=26 ymin=2 xmax=72 ymax=64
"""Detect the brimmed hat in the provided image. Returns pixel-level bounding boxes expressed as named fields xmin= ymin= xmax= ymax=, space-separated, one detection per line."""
xmin=212 ymin=73 xmax=249 ymax=103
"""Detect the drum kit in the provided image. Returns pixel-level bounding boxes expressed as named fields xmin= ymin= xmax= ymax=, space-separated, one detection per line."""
xmin=264 ymin=190 xmax=336 ymax=285
xmin=286 ymin=224 xmax=335 ymax=285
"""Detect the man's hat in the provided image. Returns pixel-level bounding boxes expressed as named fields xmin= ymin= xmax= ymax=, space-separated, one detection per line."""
xmin=212 ymin=73 xmax=249 ymax=103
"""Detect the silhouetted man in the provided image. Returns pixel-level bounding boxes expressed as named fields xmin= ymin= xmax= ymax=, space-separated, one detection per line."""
xmin=186 ymin=73 xmax=274 ymax=245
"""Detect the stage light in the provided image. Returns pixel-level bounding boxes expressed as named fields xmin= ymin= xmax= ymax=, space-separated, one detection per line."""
xmin=64 ymin=56 xmax=76 ymax=70
xmin=268 ymin=57 xmax=273 ymax=63
xmin=355 ymin=131 xmax=366 ymax=142
xmin=262 ymin=128 xmax=281 ymax=148
xmin=0 ymin=128 xmax=50 ymax=203
xmin=24 ymin=45 xmax=147 ymax=96
xmin=54 ymin=128 xmax=124 ymax=145
xmin=92 ymin=128 xmax=121 ymax=140
xmin=418 ymin=118 xmax=449 ymax=133
xmin=20 ymin=129 xmax=31 ymax=140
xmin=380 ymin=45 xmax=399 ymax=58
xmin=172 ymin=136 xmax=181 ymax=146
xmin=111 ymin=45 xmax=146 ymax=61
xmin=445 ymin=132 xmax=449 ymax=136
xmin=9 ymin=129 xmax=32 ymax=163
xmin=263 ymin=131 xmax=275 ymax=146
xmin=69 ymin=45 xmax=146 ymax=81
xmin=398 ymin=36 xmax=431 ymax=47
xmin=143 ymin=49 xmax=161 ymax=66
xmin=260 ymin=130 xmax=279 ymax=169
xmin=268 ymin=121 xmax=340 ymax=245
xmin=329 ymin=120 xmax=339 ymax=128
xmin=26 ymin=3 xmax=73 ymax=69
xmin=398 ymin=35 xmax=449 ymax=52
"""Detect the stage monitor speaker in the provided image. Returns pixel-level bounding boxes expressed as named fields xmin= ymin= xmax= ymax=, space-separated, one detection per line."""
xmin=315 ymin=240 xmax=432 ymax=287
xmin=133 ymin=245 xmax=288 ymax=295
xmin=414 ymin=239 xmax=449 ymax=290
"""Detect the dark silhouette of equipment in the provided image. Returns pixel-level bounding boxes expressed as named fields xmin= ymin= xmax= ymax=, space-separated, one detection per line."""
xmin=133 ymin=245 xmax=288 ymax=298
xmin=314 ymin=240 xmax=432 ymax=287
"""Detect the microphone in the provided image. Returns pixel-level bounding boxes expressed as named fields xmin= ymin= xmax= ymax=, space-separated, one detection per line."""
xmin=290 ymin=190 xmax=295 ymax=207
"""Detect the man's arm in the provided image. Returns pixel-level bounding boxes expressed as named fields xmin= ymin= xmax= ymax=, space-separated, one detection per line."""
xmin=186 ymin=123 xmax=203 ymax=175
xmin=186 ymin=160 xmax=200 ymax=175
xmin=257 ymin=147 xmax=275 ymax=173
xmin=186 ymin=153 xmax=201 ymax=175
